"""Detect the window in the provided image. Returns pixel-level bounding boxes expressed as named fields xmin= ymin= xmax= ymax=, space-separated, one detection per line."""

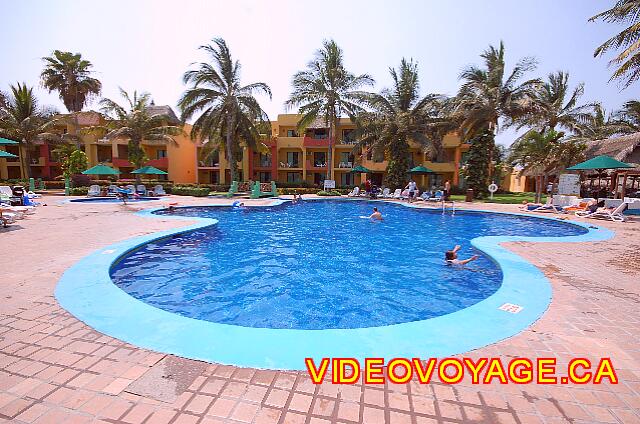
xmin=258 ymin=153 xmax=271 ymax=167
xmin=313 ymin=172 xmax=324 ymax=185
xmin=342 ymin=129 xmax=354 ymax=143
xmin=286 ymin=129 xmax=298 ymax=137
xmin=157 ymin=149 xmax=167 ymax=159
xmin=287 ymin=172 xmax=301 ymax=182
xmin=340 ymin=173 xmax=354 ymax=186
xmin=312 ymin=129 xmax=327 ymax=139
xmin=258 ymin=172 xmax=271 ymax=182
xmin=210 ymin=171 xmax=219 ymax=184
xmin=313 ymin=152 xmax=326 ymax=166
xmin=286 ymin=151 xmax=299 ymax=167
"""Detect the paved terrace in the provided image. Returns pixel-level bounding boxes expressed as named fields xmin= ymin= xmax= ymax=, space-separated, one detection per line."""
xmin=1 ymin=195 xmax=638 ymax=424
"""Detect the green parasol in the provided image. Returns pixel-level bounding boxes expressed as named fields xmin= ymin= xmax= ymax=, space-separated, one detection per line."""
xmin=0 ymin=150 xmax=18 ymax=158
xmin=408 ymin=165 xmax=435 ymax=174
xmin=0 ymin=137 xmax=18 ymax=145
xmin=82 ymin=164 xmax=120 ymax=175
xmin=350 ymin=165 xmax=371 ymax=173
xmin=131 ymin=165 xmax=168 ymax=175
xmin=567 ymin=155 xmax=633 ymax=171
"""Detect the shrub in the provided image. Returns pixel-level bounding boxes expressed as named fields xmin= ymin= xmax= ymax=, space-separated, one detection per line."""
xmin=317 ymin=190 xmax=343 ymax=196
xmin=71 ymin=174 xmax=92 ymax=187
xmin=171 ymin=186 xmax=211 ymax=197
xmin=278 ymin=188 xmax=321 ymax=195
xmin=69 ymin=187 xmax=88 ymax=196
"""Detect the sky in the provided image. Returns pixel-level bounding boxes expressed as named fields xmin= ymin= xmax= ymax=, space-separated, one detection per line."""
xmin=1 ymin=0 xmax=638 ymax=145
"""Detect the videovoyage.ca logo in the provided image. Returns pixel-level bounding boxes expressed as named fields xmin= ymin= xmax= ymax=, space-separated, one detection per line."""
xmin=305 ymin=357 xmax=618 ymax=385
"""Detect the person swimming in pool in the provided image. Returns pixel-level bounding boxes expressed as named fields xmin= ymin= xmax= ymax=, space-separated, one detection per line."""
xmin=445 ymin=245 xmax=479 ymax=266
xmin=369 ymin=207 xmax=383 ymax=221
xmin=232 ymin=201 xmax=246 ymax=209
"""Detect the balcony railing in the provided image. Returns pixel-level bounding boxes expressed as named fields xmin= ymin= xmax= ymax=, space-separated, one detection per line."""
xmin=303 ymin=136 xmax=332 ymax=147
xmin=278 ymin=161 xmax=301 ymax=169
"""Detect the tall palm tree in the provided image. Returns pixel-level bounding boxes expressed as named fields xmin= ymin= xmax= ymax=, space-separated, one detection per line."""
xmin=179 ymin=38 xmax=271 ymax=183
xmin=523 ymin=71 xmax=593 ymax=133
xmin=590 ymin=0 xmax=640 ymax=88
xmin=0 ymin=83 xmax=59 ymax=179
xmin=286 ymin=39 xmax=374 ymax=179
xmin=613 ymin=100 xmax=640 ymax=133
xmin=572 ymin=103 xmax=624 ymax=140
xmin=354 ymin=58 xmax=447 ymax=188
xmin=455 ymin=41 xmax=540 ymax=194
xmin=41 ymin=50 xmax=102 ymax=148
xmin=98 ymin=88 xmax=182 ymax=180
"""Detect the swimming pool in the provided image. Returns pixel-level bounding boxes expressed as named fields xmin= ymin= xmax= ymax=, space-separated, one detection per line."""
xmin=112 ymin=201 xmax=586 ymax=330
xmin=69 ymin=196 xmax=160 ymax=203
xmin=56 ymin=199 xmax=613 ymax=369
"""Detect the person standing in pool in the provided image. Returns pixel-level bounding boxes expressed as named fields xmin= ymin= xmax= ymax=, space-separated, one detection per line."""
xmin=369 ymin=207 xmax=383 ymax=221
xmin=445 ymin=245 xmax=478 ymax=265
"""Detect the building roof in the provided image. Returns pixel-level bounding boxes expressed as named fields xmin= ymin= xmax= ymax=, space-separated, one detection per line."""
xmin=585 ymin=132 xmax=640 ymax=163
xmin=146 ymin=105 xmax=180 ymax=125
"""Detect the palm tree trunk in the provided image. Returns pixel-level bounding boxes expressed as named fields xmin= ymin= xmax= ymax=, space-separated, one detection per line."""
xmin=226 ymin=114 xmax=237 ymax=182
xmin=20 ymin=144 xmax=34 ymax=180
xmin=326 ymin=117 xmax=334 ymax=181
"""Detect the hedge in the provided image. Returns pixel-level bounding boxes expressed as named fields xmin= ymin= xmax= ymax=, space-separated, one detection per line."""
xmin=171 ymin=186 xmax=211 ymax=197
xmin=317 ymin=190 xmax=343 ymax=196
xmin=69 ymin=187 xmax=89 ymax=196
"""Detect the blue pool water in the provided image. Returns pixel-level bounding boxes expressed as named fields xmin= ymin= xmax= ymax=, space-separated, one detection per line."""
xmin=110 ymin=200 xmax=586 ymax=330
xmin=70 ymin=197 xmax=159 ymax=203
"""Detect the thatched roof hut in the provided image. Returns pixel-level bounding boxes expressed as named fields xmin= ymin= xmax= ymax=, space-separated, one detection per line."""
xmin=585 ymin=132 xmax=640 ymax=165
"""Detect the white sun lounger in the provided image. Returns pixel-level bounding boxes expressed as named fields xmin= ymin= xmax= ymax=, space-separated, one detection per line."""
xmin=392 ymin=189 xmax=403 ymax=199
xmin=87 ymin=185 xmax=101 ymax=197
xmin=153 ymin=185 xmax=167 ymax=196
xmin=347 ymin=186 xmax=360 ymax=197
xmin=575 ymin=202 xmax=628 ymax=222
xmin=381 ymin=188 xmax=392 ymax=198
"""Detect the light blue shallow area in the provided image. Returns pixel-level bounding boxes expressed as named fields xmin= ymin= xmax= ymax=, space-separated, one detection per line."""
xmin=55 ymin=199 xmax=614 ymax=370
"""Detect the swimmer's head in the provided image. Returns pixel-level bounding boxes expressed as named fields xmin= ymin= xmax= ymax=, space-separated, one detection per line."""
xmin=373 ymin=207 xmax=378 ymax=212
xmin=445 ymin=250 xmax=457 ymax=260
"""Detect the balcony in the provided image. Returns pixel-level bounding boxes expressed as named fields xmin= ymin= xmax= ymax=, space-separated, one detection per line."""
xmin=278 ymin=161 xmax=302 ymax=170
xmin=336 ymin=162 xmax=353 ymax=169
xmin=112 ymin=157 xmax=133 ymax=167
xmin=303 ymin=136 xmax=332 ymax=148
xmin=254 ymin=159 xmax=272 ymax=170
xmin=277 ymin=137 xmax=304 ymax=149
xmin=305 ymin=160 xmax=329 ymax=170
xmin=29 ymin=157 xmax=45 ymax=166
xmin=145 ymin=157 xmax=168 ymax=168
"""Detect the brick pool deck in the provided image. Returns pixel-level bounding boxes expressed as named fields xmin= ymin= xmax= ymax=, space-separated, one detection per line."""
xmin=1 ymin=195 xmax=638 ymax=424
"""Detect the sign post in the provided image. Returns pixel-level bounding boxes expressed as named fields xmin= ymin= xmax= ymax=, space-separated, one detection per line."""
xmin=558 ymin=174 xmax=580 ymax=196
xmin=488 ymin=183 xmax=498 ymax=200
xmin=323 ymin=180 xmax=335 ymax=190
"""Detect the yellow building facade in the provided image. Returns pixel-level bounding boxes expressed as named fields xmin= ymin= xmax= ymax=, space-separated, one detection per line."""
xmin=2 ymin=111 xmax=469 ymax=190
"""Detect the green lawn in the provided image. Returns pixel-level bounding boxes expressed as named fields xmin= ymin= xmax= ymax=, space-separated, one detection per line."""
xmin=450 ymin=192 xmax=543 ymax=204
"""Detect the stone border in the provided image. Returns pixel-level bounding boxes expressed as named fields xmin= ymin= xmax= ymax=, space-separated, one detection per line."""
xmin=55 ymin=198 xmax=614 ymax=370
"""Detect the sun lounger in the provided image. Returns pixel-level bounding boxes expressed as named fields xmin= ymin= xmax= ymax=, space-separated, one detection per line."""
xmin=575 ymin=202 xmax=628 ymax=222
xmin=347 ymin=187 xmax=360 ymax=197
xmin=381 ymin=188 xmax=392 ymax=198
xmin=427 ymin=190 xmax=443 ymax=201
xmin=135 ymin=185 xmax=147 ymax=195
xmin=530 ymin=203 xmax=564 ymax=213
xmin=153 ymin=185 xmax=167 ymax=196
xmin=107 ymin=185 xmax=119 ymax=196
xmin=392 ymin=189 xmax=403 ymax=199
xmin=87 ymin=185 xmax=101 ymax=197
xmin=125 ymin=185 xmax=136 ymax=195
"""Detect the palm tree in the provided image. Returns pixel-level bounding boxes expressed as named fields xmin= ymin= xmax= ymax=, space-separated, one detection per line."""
xmin=590 ymin=0 xmax=640 ymax=88
xmin=41 ymin=50 xmax=101 ymax=148
xmin=98 ymin=88 xmax=182 ymax=180
xmin=509 ymin=129 xmax=585 ymax=203
xmin=178 ymin=38 xmax=271 ymax=183
xmin=286 ymin=39 xmax=374 ymax=180
xmin=523 ymin=71 xmax=594 ymax=133
xmin=0 ymin=83 xmax=59 ymax=179
xmin=571 ymin=103 xmax=624 ymax=140
xmin=354 ymin=58 xmax=448 ymax=188
xmin=613 ymin=100 xmax=640 ymax=133
xmin=455 ymin=41 xmax=540 ymax=195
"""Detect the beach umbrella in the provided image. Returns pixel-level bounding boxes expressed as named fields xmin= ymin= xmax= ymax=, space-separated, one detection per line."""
xmin=131 ymin=165 xmax=168 ymax=175
xmin=567 ymin=155 xmax=633 ymax=195
xmin=408 ymin=165 xmax=435 ymax=174
xmin=0 ymin=137 xmax=18 ymax=145
xmin=566 ymin=155 xmax=634 ymax=171
xmin=82 ymin=164 xmax=120 ymax=175
xmin=350 ymin=165 xmax=371 ymax=173
xmin=0 ymin=150 xmax=18 ymax=158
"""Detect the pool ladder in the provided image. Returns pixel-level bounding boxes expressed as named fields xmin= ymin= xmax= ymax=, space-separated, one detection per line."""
xmin=442 ymin=200 xmax=456 ymax=215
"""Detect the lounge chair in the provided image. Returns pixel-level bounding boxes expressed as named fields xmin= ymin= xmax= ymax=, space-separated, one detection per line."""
xmin=347 ymin=187 xmax=360 ymax=197
xmin=126 ymin=185 xmax=136 ymax=195
xmin=427 ymin=190 xmax=443 ymax=201
xmin=87 ymin=185 xmax=101 ymax=197
xmin=576 ymin=202 xmax=627 ymax=222
xmin=107 ymin=185 xmax=119 ymax=196
xmin=136 ymin=185 xmax=147 ymax=195
xmin=153 ymin=184 xmax=167 ymax=196
xmin=392 ymin=189 xmax=403 ymax=199
xmin=419 ymin=192 xmax=432 ymax=201
xmin=381 ymin=188 xmax=391 ymax=198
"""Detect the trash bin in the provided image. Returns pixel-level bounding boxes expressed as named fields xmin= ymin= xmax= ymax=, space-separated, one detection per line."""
xmin=465 ymin=189 xmax=474 ymax=202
